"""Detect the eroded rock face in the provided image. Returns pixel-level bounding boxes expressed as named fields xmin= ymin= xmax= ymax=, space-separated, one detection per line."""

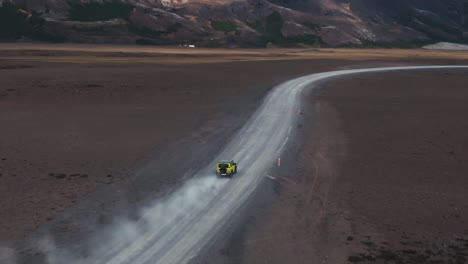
xmin=1 ymin=0 xmax=468 ymax=47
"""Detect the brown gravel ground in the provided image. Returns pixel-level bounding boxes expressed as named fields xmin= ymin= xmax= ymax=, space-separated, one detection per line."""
xmin=0 ymin=59 xmax=326 ymax=246
xmin=0 ymin=46 xmax=467 ymax=263
xmin=220 ymin=69 xmax=468 ymax=264
xmin=0 ymin=55 xmax=407 ymax=258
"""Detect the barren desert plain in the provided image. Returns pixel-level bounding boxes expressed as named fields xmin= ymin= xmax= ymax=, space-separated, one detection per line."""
xmin=0 ymin=44 xmax=468 ymax=264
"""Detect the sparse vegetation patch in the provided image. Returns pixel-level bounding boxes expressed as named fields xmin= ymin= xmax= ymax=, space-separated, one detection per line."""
xmin=346 ymin=235 xmax=468 ymax=264
xmin=211 ymin=20 xmax=237 ymax=32
xmin=0 ymin=2 xmax=45 ymax=40
xmin=68 ymin=1 xmax=133 ymax=22
xmin=247 ymin=12 xmax=322 ymax=47
xmin=130 ymin=23 xmax=181 ymax=41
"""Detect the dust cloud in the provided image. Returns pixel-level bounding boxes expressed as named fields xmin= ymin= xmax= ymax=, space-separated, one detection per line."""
xmin=28 ymin=174 xmax=227 ymax=264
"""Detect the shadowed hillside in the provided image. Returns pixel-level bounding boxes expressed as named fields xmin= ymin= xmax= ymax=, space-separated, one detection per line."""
xmin=1 ymin=0 xmax=468 ymax=47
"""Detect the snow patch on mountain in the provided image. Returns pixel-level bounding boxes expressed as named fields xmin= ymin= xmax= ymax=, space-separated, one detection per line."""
xmin=423 ymin=42 xmax=468 ymax=50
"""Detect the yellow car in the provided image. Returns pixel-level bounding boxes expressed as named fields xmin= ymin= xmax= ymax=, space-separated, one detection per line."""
xmin=216 ymin=160 xmax=237 ymax=178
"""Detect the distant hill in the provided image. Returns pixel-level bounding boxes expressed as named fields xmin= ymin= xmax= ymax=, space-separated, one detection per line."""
xmin=1 ymin=0 xmax=468 ymax=47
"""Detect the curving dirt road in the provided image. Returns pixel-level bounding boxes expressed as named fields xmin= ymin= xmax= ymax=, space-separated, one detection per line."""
xmin=40 ymin=65 xmax=468 ymax=264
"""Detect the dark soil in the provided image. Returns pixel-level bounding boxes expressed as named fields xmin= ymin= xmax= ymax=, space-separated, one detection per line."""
xmin=1 ymin=49 xmax=467 ymax=263
xmin=212 ymin=69 xmax=468 ymax=264
xmin=0 ymin=56 xmax=403 ymax=262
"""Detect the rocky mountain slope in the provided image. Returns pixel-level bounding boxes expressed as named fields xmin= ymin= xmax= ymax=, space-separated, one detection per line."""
xmin=1 ymin=0 xmax=468 ymax=47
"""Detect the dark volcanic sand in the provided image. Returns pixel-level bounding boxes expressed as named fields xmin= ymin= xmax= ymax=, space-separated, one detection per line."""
xmin=321 ymin=70 xmax=468 ymax=263
xmin=1 ymin=53 xmax=467 ymax=263
xmin=0 ymin=57 xmax=406 ymax=260
xmin=209 ymin=69 xmax=468 ymax=264
xmin=0 ymin=60 xmax=307 ymax=245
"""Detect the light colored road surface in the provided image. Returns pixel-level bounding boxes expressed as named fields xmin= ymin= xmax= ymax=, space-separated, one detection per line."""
xmin=44 ymin=66 xmax=468 ymax=264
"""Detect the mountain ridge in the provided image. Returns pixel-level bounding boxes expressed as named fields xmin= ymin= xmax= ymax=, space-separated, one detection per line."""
xmin=1 ymin=0 xmax=468 ymax=47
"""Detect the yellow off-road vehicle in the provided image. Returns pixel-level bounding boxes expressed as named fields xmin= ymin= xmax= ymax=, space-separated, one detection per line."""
xmin=216 ymin=160 xmax=237 ymax=178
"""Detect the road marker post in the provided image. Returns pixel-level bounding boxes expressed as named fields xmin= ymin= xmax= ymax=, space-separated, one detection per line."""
xmin=278 ymin=158 xmax=281 ymax=167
